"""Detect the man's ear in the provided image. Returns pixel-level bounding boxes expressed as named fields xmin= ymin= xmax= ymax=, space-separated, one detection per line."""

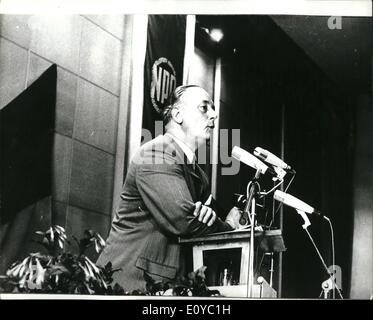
xmin=171 ymin=107 xmax=183 ymax=124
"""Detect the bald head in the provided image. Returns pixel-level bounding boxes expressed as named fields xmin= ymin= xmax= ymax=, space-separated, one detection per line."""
xmin=163 ymin=85 xmax=218 ymax=150
xmin=162 ymin=85 xmax=203 ymax=125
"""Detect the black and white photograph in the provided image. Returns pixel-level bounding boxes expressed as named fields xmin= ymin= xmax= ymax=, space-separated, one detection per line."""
xmin=0 ymin=0 xmax=372 ymax=304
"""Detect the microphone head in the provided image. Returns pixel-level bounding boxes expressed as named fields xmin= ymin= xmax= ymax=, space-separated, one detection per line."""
xmin=274 ymin=190 xmax=315 ymax=214
xmin=253 ymin=147 xmax=266 ymax=162
xmin=254 ymin=146 xmax=292 ymax=171
xmin=254 ymin=147 xmax=266 ymax=156
xmin=232 ymin=146 xmax=268 ymax=174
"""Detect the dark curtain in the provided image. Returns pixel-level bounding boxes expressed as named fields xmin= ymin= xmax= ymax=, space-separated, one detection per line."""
xmin=234 ymin=16 xmax=357 ymax=298
xmin=282 ymin=74 xmax=355 ymax=298
xmin=0 ymin=65 xmax=57 ymax=274
xmin=193 ymin=14 xmax=371 ymax=298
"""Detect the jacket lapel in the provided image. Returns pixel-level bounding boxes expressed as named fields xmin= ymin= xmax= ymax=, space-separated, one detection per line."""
xmin=194 ymin=163 xmax=209 ymax=199
xmin=186 ymin=163 xmax=208 ymax=202
xmin=163 ymin=134 xmax=199 ymax=202
xmin=184 ymin=164 xmax=198 ymax=202
xmin=189 ymin=166 xmax=201 ymax=180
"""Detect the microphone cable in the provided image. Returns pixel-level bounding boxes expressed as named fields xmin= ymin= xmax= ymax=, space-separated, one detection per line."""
xmin=268 ymin=170 xmax=296 ymax=229
xmin=255 ymin=170 xmax=296 ymax=277
xmin=323 ymin=215 xmax=341 ymax=299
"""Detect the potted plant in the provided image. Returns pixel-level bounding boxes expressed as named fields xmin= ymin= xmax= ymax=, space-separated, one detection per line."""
xmin=0 ymin=226 xmax=219 ymax=297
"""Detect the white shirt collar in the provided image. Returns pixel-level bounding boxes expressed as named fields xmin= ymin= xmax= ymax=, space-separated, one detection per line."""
xmin=165 ymin=133 xmax=195 ymax=164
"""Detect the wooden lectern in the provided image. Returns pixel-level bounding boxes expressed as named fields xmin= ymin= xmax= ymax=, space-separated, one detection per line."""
xmin=179 ymin=229 xmax=286 ymax=298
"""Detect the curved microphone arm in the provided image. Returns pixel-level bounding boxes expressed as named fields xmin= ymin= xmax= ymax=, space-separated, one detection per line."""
xmin=296 ymin=209 xmax=311 ymax=229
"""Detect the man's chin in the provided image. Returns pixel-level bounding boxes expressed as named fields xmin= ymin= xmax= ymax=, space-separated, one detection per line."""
xmin=195 ymin=136 xmax=210 ymax=148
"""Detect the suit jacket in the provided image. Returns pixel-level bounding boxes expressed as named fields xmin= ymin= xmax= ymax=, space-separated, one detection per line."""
xmin=96 ymin=134 xmax=233 ymax=292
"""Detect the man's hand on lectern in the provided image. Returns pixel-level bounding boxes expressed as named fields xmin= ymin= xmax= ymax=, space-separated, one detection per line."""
xmin=193 ymin=194 xmax=217 ymax=227
xmin=225 ymin=207 xmax=242 ymax=229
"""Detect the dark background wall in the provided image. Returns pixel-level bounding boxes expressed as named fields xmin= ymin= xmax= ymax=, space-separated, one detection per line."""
xmin=198 ymin=15 xmax=372 ymax=298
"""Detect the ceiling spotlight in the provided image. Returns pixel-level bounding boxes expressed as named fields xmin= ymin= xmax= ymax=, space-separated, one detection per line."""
xmin=209 ymin=28 xmax=223 ymax=42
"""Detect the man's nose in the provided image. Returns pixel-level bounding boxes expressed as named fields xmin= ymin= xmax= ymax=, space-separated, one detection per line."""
xmin=208 ymin=108 xmax=218 ymax=120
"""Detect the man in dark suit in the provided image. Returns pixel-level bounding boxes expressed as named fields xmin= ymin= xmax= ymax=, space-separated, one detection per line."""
xmin=97 ymin=85 xmax=241 ymax=292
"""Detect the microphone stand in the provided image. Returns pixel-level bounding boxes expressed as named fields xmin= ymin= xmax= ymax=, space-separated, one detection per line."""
xmin=295 ymin=210 xmax=343 ymax=299
xmin=244 ymin=169 xmax=261 ymax=298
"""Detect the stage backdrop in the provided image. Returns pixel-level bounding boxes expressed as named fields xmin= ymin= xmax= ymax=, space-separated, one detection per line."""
xmin=142 ymin=15 xmax=186 ymax=138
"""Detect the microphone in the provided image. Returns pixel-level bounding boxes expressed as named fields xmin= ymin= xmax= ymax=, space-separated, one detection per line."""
xmin=274 ymin=190 xmax=321 ymax=215
xmin=254 ymin=147 xmax=291 ymax=170
xmin=232 ymin=146 xmax=271 ymax=174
